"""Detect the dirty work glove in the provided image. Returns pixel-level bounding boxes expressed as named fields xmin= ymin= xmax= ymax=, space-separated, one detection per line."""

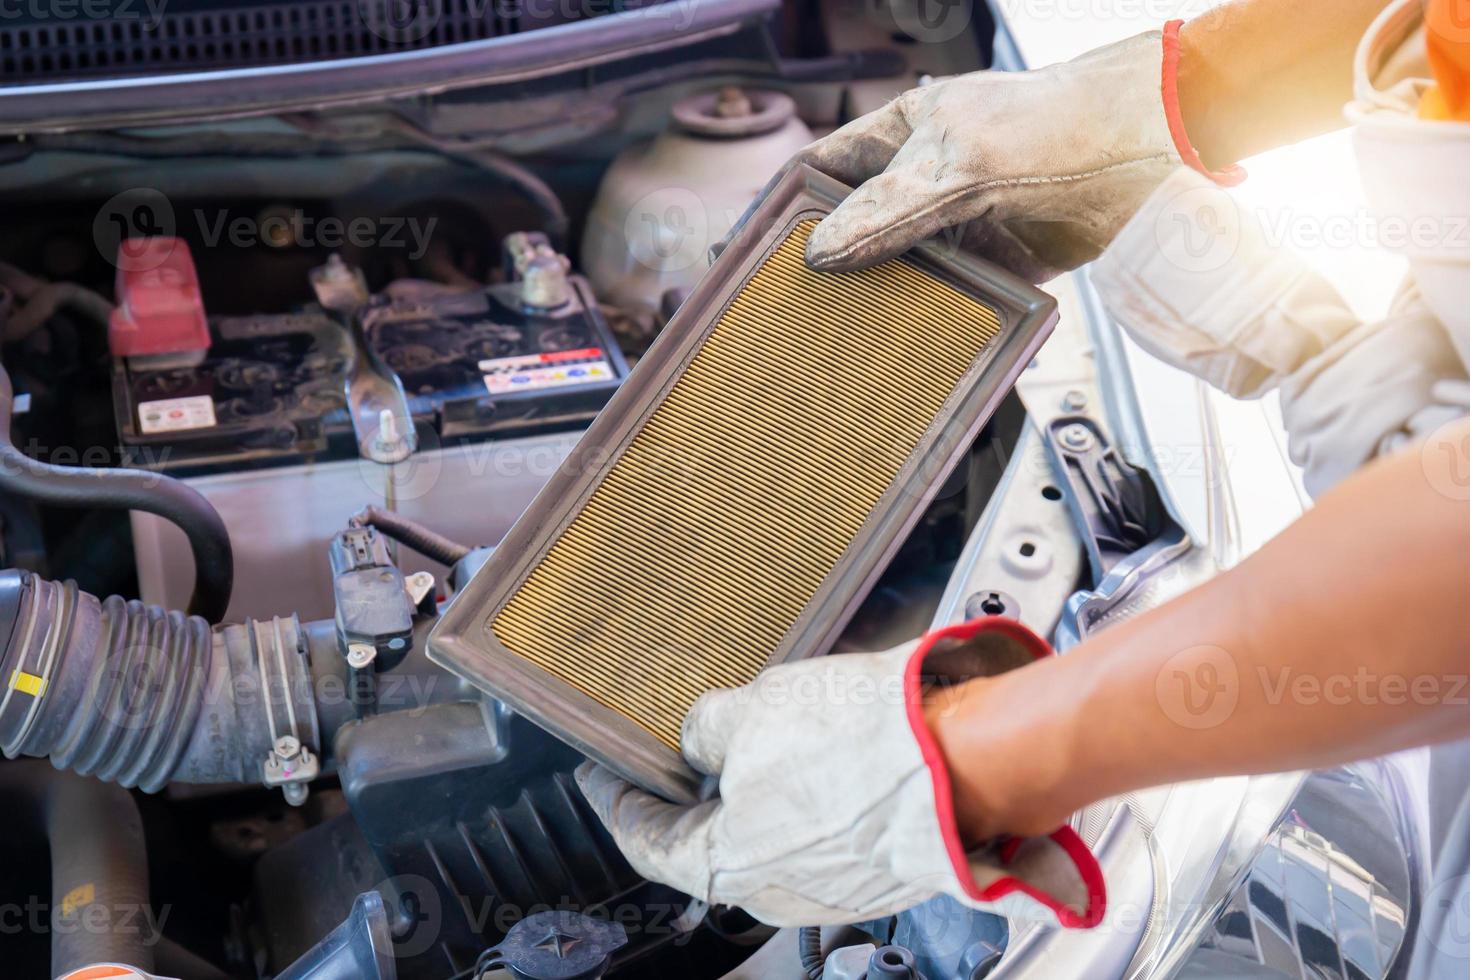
xmin=575 ymin=618 xmax=1105 ymax=929
xmin=1091 ymin=168 xmax=1470 ymax=495
xmin=797 ymin=26 xmax=1240 ymax=282
xmin=1280 ymin=280 xmax=1469 ymax=492
xmin=1403 ymin=379 xmax=1470 ymax=445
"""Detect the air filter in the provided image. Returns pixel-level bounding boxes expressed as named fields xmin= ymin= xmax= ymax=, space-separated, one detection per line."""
xmin=429 ymin=165 xmax=1057 ymax=802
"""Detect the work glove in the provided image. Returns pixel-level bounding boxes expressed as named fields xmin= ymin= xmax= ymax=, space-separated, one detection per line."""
xmin=1402 ymin=379 xmax=1470 ymax=445
xmin=575 ymin=617 xmax=1105 ymax=930
xmin=1279 ymin=280 xmax=1467 ymax=492
xmin=1090 ymin=168 xmax=1470 ymax=496
xmin=794 ymin=25 xmax=1240 ymax=282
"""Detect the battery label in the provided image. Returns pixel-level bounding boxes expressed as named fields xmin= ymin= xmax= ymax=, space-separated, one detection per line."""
xmin=138 ymin=395 xmax=217 ymax=434
xmin=480 ymin=347 xmax=614 ymax=395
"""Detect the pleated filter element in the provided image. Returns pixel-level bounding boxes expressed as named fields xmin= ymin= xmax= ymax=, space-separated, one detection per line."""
xmin=430 ymin=166 xmax=1056 ymax=803
xmin=491 ymin=219 xmax=997 ymax=748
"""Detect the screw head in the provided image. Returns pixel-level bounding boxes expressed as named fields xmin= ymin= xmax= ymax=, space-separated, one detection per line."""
xmin=274 ymin=735 xmax=300 ymax=759
xmin=1059 ymin=423 xmax=1094 ymax=451
xmin=405 ymin=571 xmax=435 ymax=605
xmin=346 ymin=643 xmax=377 ymax=670
xmin=1062 ymin=389 xmax=1088 ymax=411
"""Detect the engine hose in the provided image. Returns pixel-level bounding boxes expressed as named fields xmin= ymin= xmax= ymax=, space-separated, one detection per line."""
xmin=0 ymin=567 xmax=453 ymax=797
xmin=798 ymin=926 xmax=825 ymax=980
xmin=0 ymin=572 xmax=213 ymax=793
xmin=0 ymin=363 xmax=233 ymax=622
xmin=0 ymin=759 xmax=156 ymax=976
xmin=352 ymin=505 xmax=472 ymax=567
xmin=2 ymin=280 xmax=115 ymax=342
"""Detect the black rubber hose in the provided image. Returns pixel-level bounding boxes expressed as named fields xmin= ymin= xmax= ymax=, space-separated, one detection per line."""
xmin=0 ymin=760 xmax=157 ymax=976
xmin=798 ymin=926 xmax=825 ymax=980
xmin=0 ymin=363 xmax=233 ymax=622
xmin=0 ymin=573 xmax=214 ymax=794
xmin=352 ymin=505 xmax=472 ymax=567
xmin=0 ymin=569 xmax=449 ymax=795
xmin=3 ymin=281 xmax=116 ymax=342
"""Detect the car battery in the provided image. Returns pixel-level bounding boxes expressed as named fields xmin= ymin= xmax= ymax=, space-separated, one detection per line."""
xmin=364 ymin=276 xmax=627 ymax=445
xmin=120 ymin=235 xmax=634 ymax=621
xmin=112 ymin=309 xmax=355 ymax=473
xmin=112 ymin=238 xmax=630 ymax=475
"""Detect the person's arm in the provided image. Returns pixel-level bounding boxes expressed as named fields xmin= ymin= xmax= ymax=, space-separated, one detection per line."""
xmin=930 ymin=417 xmax=1470 ymax=841
xmin=575 ymin=405 xmax=1470 ymax=933
xmin=796 ymin=0 xmax=1393 ymax=282
xmin=1178 ymin=0 xmax=1389 ymax=170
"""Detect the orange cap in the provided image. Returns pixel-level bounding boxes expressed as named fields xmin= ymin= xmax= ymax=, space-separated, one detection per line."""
xmin=1422 ymin=0 xmax=1470 ymax=119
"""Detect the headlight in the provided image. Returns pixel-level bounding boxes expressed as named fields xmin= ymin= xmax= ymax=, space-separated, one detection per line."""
xmin=1164 ymin=762 xmax=1418 ymax=980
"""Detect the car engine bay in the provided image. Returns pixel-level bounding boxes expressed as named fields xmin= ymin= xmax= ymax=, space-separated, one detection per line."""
xmin=0 ymin=2 xmax=1040 ymax=977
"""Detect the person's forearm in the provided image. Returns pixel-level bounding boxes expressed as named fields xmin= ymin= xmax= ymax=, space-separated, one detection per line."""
xmin=929 ymin=418 xmax=1470 ymax=841
xmin=1177 ymin=0 xmax=1388 ymax=169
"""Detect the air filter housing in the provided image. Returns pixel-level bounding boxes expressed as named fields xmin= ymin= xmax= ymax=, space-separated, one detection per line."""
xmin=429 ymin=165 xmax=1056 ymax=802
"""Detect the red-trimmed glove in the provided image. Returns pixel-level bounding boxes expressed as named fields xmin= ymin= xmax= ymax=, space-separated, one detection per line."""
xmin=790 ymin=24 xmax=1241 ymax=283
xmin=575 ymin=618 xmax=1105 ymax=929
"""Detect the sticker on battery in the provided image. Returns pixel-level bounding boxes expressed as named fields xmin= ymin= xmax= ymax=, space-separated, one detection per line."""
xmin=480 ymin=347 xmax=614 ymax=395
xmin=138 ymin=395 xmax=217 ymax=434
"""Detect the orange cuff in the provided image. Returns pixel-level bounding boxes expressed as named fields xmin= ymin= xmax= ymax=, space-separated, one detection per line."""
xmin=903 ymin=617 xmax=1107 ymax=929
xmin=1162 ymin=19 xmax=1247 ymax=187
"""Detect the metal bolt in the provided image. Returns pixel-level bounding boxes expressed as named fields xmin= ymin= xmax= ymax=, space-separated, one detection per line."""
xmin=256 ymin=204 xmax=300 ymax=249
xmin=321 ymin=253 xmax=350 ymax=280
xmin=405 ymin=570 xmax=435 ymax=606
xmin=282 ymin=782 xmax=308 ymax=807
xmin=521 ymin=254 xmax=570 ymax=309
xmin=1062 ymin=389 xmax=1088 ymax=411
xmin=347 ymin=643 xmax=377 ymax=670
xmin=274 ymin=735 xmax=300 ymax=760
xmin=714 ymin=86 xmax=753 ymax=118
xmin=374 ymin=409 xmax=407 ymax=455
xmin=1059 ymin=422 xmax=1094 ymax=452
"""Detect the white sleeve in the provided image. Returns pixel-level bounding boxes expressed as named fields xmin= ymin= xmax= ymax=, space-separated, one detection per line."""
xmin=1089 ymin=168 xmax=1470 ymax=496
xmin=1089 ymin=168 xmax=1360 ymax=399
